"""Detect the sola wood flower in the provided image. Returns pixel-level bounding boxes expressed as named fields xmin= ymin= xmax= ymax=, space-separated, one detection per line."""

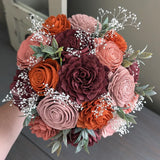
xmin=69 ymin=14 xmax=102 ymax=34
xmin=29 ymin=116 xmax=59 ymax=140
xmin=95 ymin=38 xmax=124 ymax=71
xmin=77 ymin=98 xmax=114 ymax=130
xmin=57 ymin=54 xmax=109 ymax=104
xmin=104 ymin=30 xmax=127 ymax=52
xmin=42 ymin=14 xmax=71 ymax=35
xmin=17 ymin=34 xmax=50 ymax=70
xmin=37 ymin=95 xmax=79 ymax=130
xmin=108 ymin=65 xmax=135 ymax=107
xmin=29 ymin=58 xmax=60 ymax=96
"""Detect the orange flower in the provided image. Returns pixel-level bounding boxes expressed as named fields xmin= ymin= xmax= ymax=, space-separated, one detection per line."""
xmin=29 ymin=58 xmax=60 ymax=96
xmin=104 ymin=30 xmax=127 ymax=52
xmin=77 ymin=99 xmax=114 ymax=130
xmin=29 ymin=116 xmax=59 ymax=140
xmin=42 ymin=14 xmax=71 ymax=35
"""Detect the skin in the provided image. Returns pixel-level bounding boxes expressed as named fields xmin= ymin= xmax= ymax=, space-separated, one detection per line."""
xmin=0 ymin=102 xmax=25 ymax=160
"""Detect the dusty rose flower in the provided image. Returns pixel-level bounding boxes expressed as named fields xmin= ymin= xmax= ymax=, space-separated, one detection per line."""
xmin=68 ymin=129 xmax=101 ymax=147
xmin=100 ymin=114 xmax=126 ymax=138
xmin=37 ymin=95 xmax=79 ymax=130
xmin=95 ymin=38 xmax=124 ymax=71
xmin=10 ymin=69 xmax=35 ymax=110
xmin=57 ymin=54 xmax=110 ymax=104
xmin=108 ymin=65 xmax=135 ymax=107
xmin=29 ymin=116 xmax=59 ymax=140
xmin=69 ymin=14 xmax=102 ymax=34
xmin=17 ymin=34 xmax=50 ymax=70
xmin=127 ymin=61 xmax=140 ymax=82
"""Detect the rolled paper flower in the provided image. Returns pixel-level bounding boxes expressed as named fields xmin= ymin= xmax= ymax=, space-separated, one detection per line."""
xmin=108 ymin=65 xmax=135 ymax=107
xmin=69 ymin=14 xmax=102 ymax=34
xmin=57 ymin=54 xmax=109 ymax=104
xmin=68 ymin=129 xmax=101 ymax=147
xmin=37 ymin=95 xmax=79 ymax=130
xmin=100 ymin=113 xmax=126 ymax=138
xmin=17 ymin=34 xmax=50 ymax=70
xmin=127 ymin=61 xmax=140 ymax=82
xmin=95 ymin=38 xmax=124 ymax=71
xmin=29 ymin=116 xmax=59 ymax=140
xmin=77 ymin=98 xmax=114 ymax=130
xmin=10 ymin=69 xmax=35 ymax=110
xmin=123 ymin=94 xmax=139 ymax=114
xmin=104 ymin=30 xmax=127 ymax=52
xmin=29 ymin=58 xmax=60 ymax=96
xmin=42 ymin=14 xmax=71 ymax=35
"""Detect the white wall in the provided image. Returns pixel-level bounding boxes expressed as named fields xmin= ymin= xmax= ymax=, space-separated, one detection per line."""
xmin=68 ymin=0 xmax=160 ymax=114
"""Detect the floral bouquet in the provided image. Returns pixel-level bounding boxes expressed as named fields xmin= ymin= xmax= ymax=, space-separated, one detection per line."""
xmin=3 ymin=7 xmax=156 ymax=155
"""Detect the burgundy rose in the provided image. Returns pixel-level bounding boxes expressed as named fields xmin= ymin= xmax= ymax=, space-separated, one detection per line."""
xmin=68 ymin=129 xmax=101 ymax=147
xmin=55 ymin=29 xmax=94 ymax=62
xmin=127 ymin=61 xmax=140 ymax=82
xmin=57 ymin=54 xmax=109 ymax=104
xmin=10 ymin=69 xmax=35 ymax=110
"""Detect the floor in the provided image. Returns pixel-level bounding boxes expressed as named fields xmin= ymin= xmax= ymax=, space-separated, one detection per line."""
xmin=0 ymin=25 xmax=160 ymax=160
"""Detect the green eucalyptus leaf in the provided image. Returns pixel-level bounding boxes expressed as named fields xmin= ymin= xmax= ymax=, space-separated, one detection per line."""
xmin=42 ymin=46 xmax=55 ymax=55
xmin=23 ymin=116 xmax=31 ymax=127
xmin=74 ymin=128 xmax=82 ymax=134
xmin=51 ymin=132 xmax=63 ymax=140
xmin=56 ymin=144 xmax=62 ymax=157
xmin=138 ymin=52 xmax=152 ymax=59
xmin=127 ymin=51 xmax=139 ymax=61
xmin=75 ymin=140 xmax=84 ymax=153
xmin=87 ymin=129 xmax=96 ymax=137
xmin=122 ymin=59 xmax=133 ymax=68
xmin=103 ymin=17 xmax=109 ymax=25
xmin=74 ymin=132 xmax=82 ymax=144
xmin=51 ymin=141 xmax=61 ymax=154
xmin=125 ymin=114 xmax=137 ymax=124
xmin=63 ymin=134 xmax=68 ymax=147
xmin=30 ymin=45 xmax=41 ymax=53
xmin=52 ymin=37 xmax=59 ymax=49
xmin=82 ymin=130 xmax=88 ymax=140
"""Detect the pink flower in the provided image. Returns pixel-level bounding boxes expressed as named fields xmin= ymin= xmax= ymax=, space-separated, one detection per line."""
xmin=17 ymin=34 xmax=50 ymax=70
xmin=37 ymin=95 xmax=79 ymax=130
xmin=108 ymin=66 xmax=135 ymax=107
xmin=69 ymin=14 xmax=102 ymax=34
xmin=95 ymin=38 xmax=124 ymax=71
xmin=100 ymin=114 xmax=126 ymax=138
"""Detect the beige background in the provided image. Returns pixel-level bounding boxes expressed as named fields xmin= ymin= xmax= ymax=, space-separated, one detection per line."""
xmin=0 ymin=0 xmax=159 ymax=114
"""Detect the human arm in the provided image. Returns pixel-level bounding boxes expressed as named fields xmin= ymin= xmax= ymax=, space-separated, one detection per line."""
xmin=0 ymin=102 xmax=25 ymax=160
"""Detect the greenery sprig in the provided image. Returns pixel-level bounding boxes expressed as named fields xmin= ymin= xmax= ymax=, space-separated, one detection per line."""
xmin=117 ymin=108 xmax=137 ymax=126
xmin=30 ymin=38 xmax=63 ymax=65
xmin=122 ymin=46 xmax=153 ymax=68
xmin=135 ymin=84 xmax=157 ymax=102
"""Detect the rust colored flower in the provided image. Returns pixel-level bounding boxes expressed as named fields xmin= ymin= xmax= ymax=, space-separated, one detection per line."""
xmin=77 ymin=99 xmax=114 ymax=130
xmin=29 ymin=116 xmax=59 ymax=140
xmin=29 ymin=58 xmax=60 ymax=96
xmin=42 ymin=14 xmax=71 ymax=35
xmin=104 ymin=30 xmax=127 ymax=52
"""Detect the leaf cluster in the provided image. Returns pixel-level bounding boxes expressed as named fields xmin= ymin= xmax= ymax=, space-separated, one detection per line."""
xmin=122 ymin=46 xmax=153 ymax=68
xmin=49 ymin=129 xmax=70 ymax=156
xmin=93 ymin=17 xmax=114 ymax=38
xmin=117 ymin=108 xmax=137 ymax=126
xmin=73 ymin=128 xmax=96 ymax=154
xmin=135 ymin=84 xmax=157 ymax=102
xmin=30 ymin=38 xmax=63 ymax=65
